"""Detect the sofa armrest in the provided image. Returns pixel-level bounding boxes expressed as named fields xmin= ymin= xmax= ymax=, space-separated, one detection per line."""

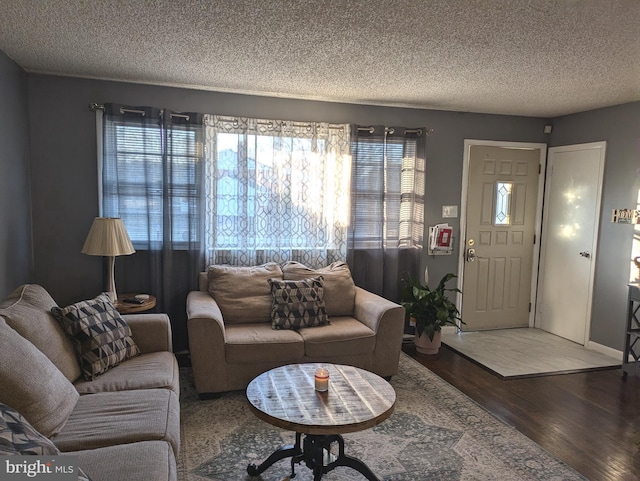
xmin=353 ymin=287 xmax=405 ymax=377
xmin=122 ymin=313 xmax=173 ymax=354
xmin=353 ymin=287 xmax=403 ymax=333
xmin=186 ymin=291 xmax=226 ymax=341
xmin=186 ymin=291 xmax=228 ymax=394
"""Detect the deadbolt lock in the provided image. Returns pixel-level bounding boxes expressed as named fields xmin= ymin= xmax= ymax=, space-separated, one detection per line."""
xmin=466 ymin=248 xmax=476 ymax=262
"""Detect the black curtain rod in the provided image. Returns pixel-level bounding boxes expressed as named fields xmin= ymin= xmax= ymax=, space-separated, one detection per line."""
xmin=89 ymin=103 xmax=190 ymax=120
xmin=356 ymin=126 xmax=434 ymax=136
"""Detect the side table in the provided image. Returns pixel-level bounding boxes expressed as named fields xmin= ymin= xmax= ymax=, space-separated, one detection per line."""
xmin=115 ymin=294 xmax=156 ymax=314
xmin=623 ymin=284 xmax=640 ymax=379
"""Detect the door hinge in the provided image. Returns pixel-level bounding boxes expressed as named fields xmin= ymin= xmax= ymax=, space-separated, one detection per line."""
xmin=539 ymin=164 xmax=541 ymax=174
xmin=529 ymin=302 xmax=532 ymax=312
xmin=533 ymin=234 xmax=536 ymax=244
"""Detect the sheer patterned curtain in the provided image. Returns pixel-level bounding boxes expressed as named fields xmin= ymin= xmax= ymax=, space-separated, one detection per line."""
xmin=101 ymin=104 xmax=205 ymax=352
xmin=347 ymin=125 xmax=425 ymax=302
xmin=203 ymin=115 xmax=351 ymax=268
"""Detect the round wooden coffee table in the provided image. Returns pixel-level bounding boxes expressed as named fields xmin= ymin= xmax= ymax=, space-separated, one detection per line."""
xmin=246 ymin=363 xmax=396 ymax=480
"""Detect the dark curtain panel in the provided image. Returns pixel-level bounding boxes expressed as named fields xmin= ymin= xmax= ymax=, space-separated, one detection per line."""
xmin=102 ymin=104 xmax=205 ymax=353
xmin=347 ymin=125 xmax=426 ymax=304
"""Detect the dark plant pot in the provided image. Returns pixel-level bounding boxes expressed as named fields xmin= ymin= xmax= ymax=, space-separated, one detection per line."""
xmin=415 ymin=329 xmax=442 ymax=355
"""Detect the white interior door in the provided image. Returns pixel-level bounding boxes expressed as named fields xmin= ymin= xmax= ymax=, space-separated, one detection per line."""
xmin=459 ymin=142 xmax=546 ymax=330
xmin=536 ymin=142 xmax=606 ymax=345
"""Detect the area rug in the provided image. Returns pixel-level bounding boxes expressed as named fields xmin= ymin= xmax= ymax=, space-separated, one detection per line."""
xmin=442 ymin=328 xmax=620 ymax=379
xmin=178 ymin=353 xmax=587 ymax=480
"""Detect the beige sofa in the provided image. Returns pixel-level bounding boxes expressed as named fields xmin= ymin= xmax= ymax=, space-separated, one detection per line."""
xmin=187 ymin=261 xmax=404 ymax=396
xmin=0 ymin=284 xmax=179 ymax=481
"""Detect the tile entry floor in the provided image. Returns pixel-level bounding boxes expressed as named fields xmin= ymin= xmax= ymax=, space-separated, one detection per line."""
xmin=441 ymin=327 xmax=621 ymax=378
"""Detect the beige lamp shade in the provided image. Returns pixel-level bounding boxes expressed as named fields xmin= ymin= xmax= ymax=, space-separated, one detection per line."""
xmin=82 ymin=217 xmax=135 ymax=302
xmin=82 ymin=217 xmax=135 ymax=256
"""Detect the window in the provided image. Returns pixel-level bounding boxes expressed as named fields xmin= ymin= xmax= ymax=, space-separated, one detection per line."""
xmin=495 ymin=181 xmax=513 ymax=225
xmin=347 ymin=124 xmax=426 ymax=301
xmin=101 ymin=105 xmax=204 ymax=249
xmin=204 ymin=116 xmax=351 ymax=267
xmin=100 ymin=107 xmax=424 ymax=279
xmin=103 ymin=122 xmax=162 ymax=244
xmin=349 ymin=126 xmax=425 ymax=250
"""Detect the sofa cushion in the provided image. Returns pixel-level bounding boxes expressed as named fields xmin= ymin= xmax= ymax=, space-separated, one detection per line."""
xmin=207 ymin=262 xmax=283 ymax=324
xmin=298 ymin=316 xmax=376 ymax=358
xmin=66 ymin=441 xmax=176 ymax=481
xmin=52 ymin=294 xmax=140 ymax=381
xmin=225 ymin=323 xmax=304 ymax=364
xmin=52 ymin=389 xmax=180 ymax=456
xmin=282 ymin=261 xmax=356 ymax=316
xmin=74 ymin=351 xmax=179 ymax=395
xmin=0 ymin=284 xmax=81 ymax=382
xmin=0 ymin=402 xmax=60 ymax=455
xmin=269 ymin=277 xmax=329 ymax=330
xmin=0 ymin=317 xmax=79 ymax=437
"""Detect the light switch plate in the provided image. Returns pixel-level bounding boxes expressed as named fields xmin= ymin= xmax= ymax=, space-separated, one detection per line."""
xmin=442 ymin=205 xmax=458 ymax=218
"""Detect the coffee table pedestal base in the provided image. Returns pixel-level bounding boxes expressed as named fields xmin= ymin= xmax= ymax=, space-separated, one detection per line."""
xmin=247 ymin=432 xmax=380 ymax=481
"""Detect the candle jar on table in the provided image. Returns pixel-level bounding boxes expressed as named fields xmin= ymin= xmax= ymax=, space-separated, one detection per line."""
xmin=314 ymin=367 xmax=329 ymax=392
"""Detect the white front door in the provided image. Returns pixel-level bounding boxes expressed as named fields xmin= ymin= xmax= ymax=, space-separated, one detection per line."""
xmin=459 ymin=142 xmax=546 ymax=330
xmin=536 ymin=142 xmax=606 ymax=345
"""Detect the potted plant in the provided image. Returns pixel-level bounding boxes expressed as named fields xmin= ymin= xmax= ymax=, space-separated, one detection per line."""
xmin=401 ymin=272 xmax=464 ymax=355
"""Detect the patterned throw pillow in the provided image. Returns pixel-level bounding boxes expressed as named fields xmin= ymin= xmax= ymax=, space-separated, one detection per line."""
xmin=0 ymin=404 xmax=93 ymax=480
xmin=269 ymin=277 xmax=329 ymax=330
xmin=51 ymin=294 xmax=140 ymax=381
xmin=0 ymin=403 xmax=59 ymax=455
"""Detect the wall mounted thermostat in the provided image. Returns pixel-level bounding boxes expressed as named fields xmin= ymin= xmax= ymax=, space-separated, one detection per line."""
xmin=442 ymin=205 xmax=458 ymax=218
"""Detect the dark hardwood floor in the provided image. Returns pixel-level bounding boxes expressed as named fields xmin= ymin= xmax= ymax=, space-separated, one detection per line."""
xmin=402 ymin=343 xmax=640 ymax=481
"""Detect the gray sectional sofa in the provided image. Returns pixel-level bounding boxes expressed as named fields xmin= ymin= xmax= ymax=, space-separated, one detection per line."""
xmin=187 ymin=261 xmax=405 ymax=396
xmin=0 ymin=284 xmax=179 ymax=481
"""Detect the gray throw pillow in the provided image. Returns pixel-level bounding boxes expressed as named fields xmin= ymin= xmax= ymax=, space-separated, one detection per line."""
xmin=208 ymin=262 xmax=283 ymax=324
xmin=0 ymin=318 xmax=79 ymax=438
xmin=269 ymin=276 xmax=329 ymax=330
xmin=51 ymin=294 xmax=139 ymax=381
xmin=0 ymin=284 xmax=81 ymax=382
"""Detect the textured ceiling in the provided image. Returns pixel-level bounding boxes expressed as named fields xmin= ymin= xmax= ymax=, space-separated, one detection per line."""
xmin=0 ymin=0 xmax=638 ymax=117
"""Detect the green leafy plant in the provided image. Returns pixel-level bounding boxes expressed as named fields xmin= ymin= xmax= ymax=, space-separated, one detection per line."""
xmin=401 ymin=272 xmax=464 ymax=341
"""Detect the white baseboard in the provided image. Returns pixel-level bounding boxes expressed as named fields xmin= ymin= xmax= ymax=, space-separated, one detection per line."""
xmin=587 ymin=340 xmax=625 ymax=361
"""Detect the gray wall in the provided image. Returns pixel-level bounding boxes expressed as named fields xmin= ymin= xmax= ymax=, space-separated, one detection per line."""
xmin=26 ymin=74 xmax=548 ymax=352
xmin=17 ymin=72 xmax=640 ymax=353
xmin=0 ymin=51 xmax=32 ymax=297
xmin=550 ymin=101 xmax=640 ymax=350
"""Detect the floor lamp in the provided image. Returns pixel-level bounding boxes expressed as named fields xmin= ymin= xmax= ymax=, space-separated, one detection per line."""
xmin=82 ymin=217 xmax=135 ymax=303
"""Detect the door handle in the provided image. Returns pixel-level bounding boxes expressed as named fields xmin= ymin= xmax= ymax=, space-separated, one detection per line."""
xmin=579 ymin=251 xmax=591 ymax=258
xmin=466 ymin=248 xmax=476 ymax=262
